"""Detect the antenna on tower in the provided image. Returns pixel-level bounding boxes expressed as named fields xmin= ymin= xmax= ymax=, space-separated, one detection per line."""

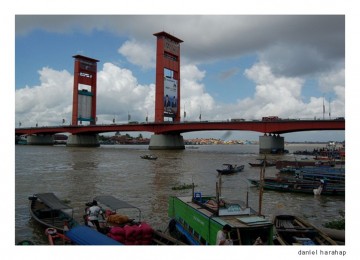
xmin=322 ymin=95 xmax=325 ymax=120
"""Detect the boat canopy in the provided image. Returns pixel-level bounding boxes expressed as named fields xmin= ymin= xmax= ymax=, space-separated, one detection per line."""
xmin=94 ymin=195 xmax=142 ymax=220
xmin=94 ymin=195 xmax=139 ymax=211
xmin=35 ymin=193 xmax=72 ymax=210
xmin=66 ymin=226 xmax=122 ymax=245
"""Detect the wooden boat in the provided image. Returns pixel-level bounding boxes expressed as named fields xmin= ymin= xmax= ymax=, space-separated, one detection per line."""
xmin=216 ymin=164 xmax=244 ymax=174
xmin=273 ymin=215 xmax=337 ymax=245
xmin=88 ymin=195 xmax=185 ymax=245
xmin=168 ymin=183 xmax=274 ymax=245
xmin=275 ymin=159 xmax=336 ymax=169
xmin=29 ymin=193 xmax=78 ymax=232
xmin=140 ymin=154 xmax=158 ymax=160
xmin=248 ymin=177 xmax=345 ymax=196
xmin=278 ymin=166 xmax=345 ymax=184
xmin=249 ymin=160 xmax=276 ymax=167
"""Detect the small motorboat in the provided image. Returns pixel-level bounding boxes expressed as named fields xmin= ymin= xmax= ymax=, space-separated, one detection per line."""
xmin=248 ymin=159 xmax=276 ymax=167
xmin=216 ymin=164 xmax=244 ymax=175
xmin=140 ymin=154 xmax=158 ymax=160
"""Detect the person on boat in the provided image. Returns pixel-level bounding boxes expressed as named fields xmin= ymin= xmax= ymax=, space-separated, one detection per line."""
xmin=86 ymin=200 xmax=105 ymax=231
xmin=253 ymin=236 xmax=264 ymax=245
xmin=216 ymin=224 xmax=233 ymax=245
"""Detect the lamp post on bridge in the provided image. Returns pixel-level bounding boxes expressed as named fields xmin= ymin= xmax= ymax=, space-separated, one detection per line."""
xmin=199 ymin=106 xmax=202 ymax=122
xmin=183 ymin=102 xmax=187 ymax=121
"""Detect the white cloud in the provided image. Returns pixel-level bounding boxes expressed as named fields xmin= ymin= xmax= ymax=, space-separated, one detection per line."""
xmin=96 ymin=62 xmax=154 ymax=123
xmin=118 ymin=39 xmax=155 ymax=69
xmin=318 ymin=68 xmax=345 ymax=93
xmin=241 ymin=62 xmax=304 ymax=118
xmin=15 ymin=67 xmax=73 ymax=126
xmin=180 ymin=64 xmax=215 ymax=120
xmin=225 ymin=62 xmax=344 ymax=120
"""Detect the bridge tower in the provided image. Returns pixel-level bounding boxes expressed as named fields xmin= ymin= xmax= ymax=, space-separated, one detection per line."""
xmin=68 ymin=55 xmax=100 ymax=147
xmin=149 ymin=32 xmax=185 ymax=149
xmin=71 ymin=55 xmax=99 ymax=125
xmin=153 ymin=31 xmax=183 ymax=123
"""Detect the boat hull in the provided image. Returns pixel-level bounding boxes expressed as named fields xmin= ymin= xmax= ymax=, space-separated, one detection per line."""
xmin=168 ymin=195 xmax=274 ymax=245
xmin=273 ymin=215 xmax=338 ymax=245
xmin=29 ymin=193 xmax=78 ymax=232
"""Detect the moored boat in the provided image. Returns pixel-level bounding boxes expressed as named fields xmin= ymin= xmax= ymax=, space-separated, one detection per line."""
xmin=65 ymin=225 xmax=123 ymax=245
xmin=276 ymin=159 xmax=337 ymax=169
xmin=168 ymin=183 xmax=274 ymax=245
xmin=273 ymin=215 xmax=337 ymax=245
xmin=248 ymin=177 xmax=345 ymax=196
xmin=86 ymin=195 xmax=185 ymax=245
xmin=28 ymin=193 xmax=78 ymax=232
xmin=216 ymin=164 xmax=245 ymax=175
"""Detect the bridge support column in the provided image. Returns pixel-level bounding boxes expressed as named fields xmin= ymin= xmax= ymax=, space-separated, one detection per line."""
xmin=66 ymin=134 xmax=100 ymax=147
xmin=149 ymin=134 xmax=185 ymax=150
xmin=26 ymin=135 xmax=54 ymax=145
xmin=259 ymin=135 xmax=284 ymax=154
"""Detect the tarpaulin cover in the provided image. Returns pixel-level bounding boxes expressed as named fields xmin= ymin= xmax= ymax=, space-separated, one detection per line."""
xmin=35 ymin=193 xmax=72 ymax=210
xmin=66 ymin=226 xmax=122 ymax=245
xmin=94 ymin=195 xmax=139 ymax=211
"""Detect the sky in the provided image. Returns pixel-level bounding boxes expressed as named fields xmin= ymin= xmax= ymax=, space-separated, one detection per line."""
xmin=13 ymin=14 xmax=347 ymax=142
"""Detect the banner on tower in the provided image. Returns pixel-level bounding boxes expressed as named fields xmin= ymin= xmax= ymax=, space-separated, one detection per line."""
xmin=164 ymin=77 xmax=178 ymax=118
xmin=78 ymin=90 xmax=93 ymax=122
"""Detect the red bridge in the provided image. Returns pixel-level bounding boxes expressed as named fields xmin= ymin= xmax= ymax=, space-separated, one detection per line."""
xmin=15 ymin=119 xmax=344 ymax=136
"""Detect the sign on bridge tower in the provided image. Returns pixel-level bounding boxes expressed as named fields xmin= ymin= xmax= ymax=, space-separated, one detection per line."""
xmin=153 ymin=32 xmax=183 ymax=123
xmin=71 ymin=55 xmax=99 ymax=126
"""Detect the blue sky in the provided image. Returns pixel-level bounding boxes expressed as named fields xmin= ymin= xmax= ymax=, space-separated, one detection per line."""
xmin=13 ymin=14 xmax=347 ymax=142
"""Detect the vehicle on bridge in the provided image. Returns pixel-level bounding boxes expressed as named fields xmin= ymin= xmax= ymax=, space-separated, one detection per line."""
xmin=262 ymin=116 xmax=280 ymax=121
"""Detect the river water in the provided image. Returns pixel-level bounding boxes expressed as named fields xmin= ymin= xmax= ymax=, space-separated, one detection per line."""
xmin=15 ymin=143 xmax=345 ymax=246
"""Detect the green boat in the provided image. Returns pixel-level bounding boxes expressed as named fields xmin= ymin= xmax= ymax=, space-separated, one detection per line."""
xmin=168 ymin=183 xmax=274 ymax=245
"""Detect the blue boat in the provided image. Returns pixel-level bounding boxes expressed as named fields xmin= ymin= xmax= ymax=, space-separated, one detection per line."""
xmin=66 ymin=225 xmax=122 ymax=245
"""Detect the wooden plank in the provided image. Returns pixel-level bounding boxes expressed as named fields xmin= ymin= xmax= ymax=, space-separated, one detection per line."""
xmin=152 ymin=238 xmax=167 ymax=245
xmin=236 ymin=228 xmax=242 ymax=245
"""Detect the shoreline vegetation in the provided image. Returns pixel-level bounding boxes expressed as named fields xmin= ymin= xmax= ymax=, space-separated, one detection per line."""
xmin=94 ymin=133 xmax=343 ymax=145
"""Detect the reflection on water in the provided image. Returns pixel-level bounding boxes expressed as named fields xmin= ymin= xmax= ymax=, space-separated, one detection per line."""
xmin=15 ymin=143 xmax=345 ymax=245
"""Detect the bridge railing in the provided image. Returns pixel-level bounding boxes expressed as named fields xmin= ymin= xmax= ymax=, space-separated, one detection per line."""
xmin=15 ymin=117 xmax=344 ymax=129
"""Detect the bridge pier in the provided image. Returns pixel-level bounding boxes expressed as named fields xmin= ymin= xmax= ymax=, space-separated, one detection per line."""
xmin=259 ymin=134 xmax=284 ymax=154
xmin=66 ymin=134 xmax=100 ymax=147
xmin=149 ymin=134 xmax=185 ymax=150
xmin=26 ymin=134 xmax=54 ymax=145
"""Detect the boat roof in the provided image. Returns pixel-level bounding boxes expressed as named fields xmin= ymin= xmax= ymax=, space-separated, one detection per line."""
xmin=66 ymin=226 xmax=122 ymax=245
xmin=94 ymin=195 xmax=140 ymax=211
xmin=175 ymin=196 xmax=271 ymax=228
xmin=35 ymin=193 xmax=72 ymax=210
